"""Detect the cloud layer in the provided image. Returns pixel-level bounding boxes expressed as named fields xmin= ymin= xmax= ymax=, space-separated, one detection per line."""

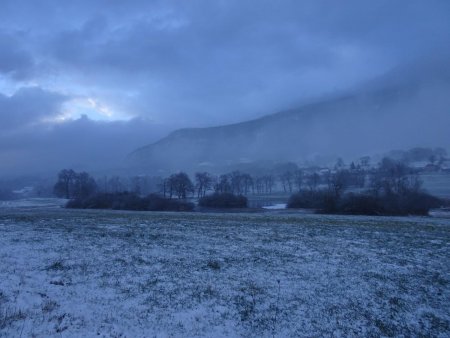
xmin=0 ymin=0 xmax=449 ymax=175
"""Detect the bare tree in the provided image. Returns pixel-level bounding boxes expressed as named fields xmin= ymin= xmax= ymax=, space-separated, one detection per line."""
xmin=215 ymin=174 xmax=231 ymax=193
xmin=371 ymin=157 xmax=415 ymax=196
xmin=159 ymin=178 xmax=172 ymax=198
xmin=195 ymin=172 xmax=213 ymax=198
xmin=255 ymin=176 xmax=264 ymax=194
xmin=242 ymin=173 xmax=253 ymax=195
xmin=293 ymin=169 xmax=303 ymax=192
xmin=168 ymin=172 xmax=193 ymax=199
xmin=327 ymin=170 xmax=349 ymax=198
xmin=230 ymin=171 xmax=244 ymax=194
xmin=130 ymin=176 xmax=142 ymax=195
xmin=306 ymin=172 xmax=320 ymax=191
xmin=54 ymin=169 xmax=97 ymax=199
xmin=263 ymin=174 xmax=275 ymax=194
xmin=108 ymin=176 xmax=123 ymax=193
xmin=280 ymin=171 xmax=294 ymax=193
xmin=54 ymin=169 xmax=77 ymax=199
xmin=73 ymin=172 xmax=97 ymax=199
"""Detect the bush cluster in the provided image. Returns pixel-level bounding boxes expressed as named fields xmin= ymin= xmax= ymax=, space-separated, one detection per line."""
xmin=343 ymin=191 xmax=442 ymax=215
xmin=199 ymin=193 xmax=247 ymax=208
xmin=286 ymin=190 xmax=330 ymax=209
xmin=66 ymin=192 xmax=194 ymax=211
xmin=287 ymin=190 xmax=442 ymax=216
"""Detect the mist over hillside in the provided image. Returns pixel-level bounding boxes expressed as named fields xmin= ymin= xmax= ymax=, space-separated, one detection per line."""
xmin=1 ymin=1 xmax=450 ymax=180
xmin=129 ymin=61 xmax=450 ymax=174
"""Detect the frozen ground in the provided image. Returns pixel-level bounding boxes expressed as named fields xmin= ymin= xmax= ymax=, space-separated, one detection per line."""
xmin=0 ymin=207 xmax=449 ymax=337
xmin=0 ymin=198 xmax=67 ymax=209
xmin=262 ymin=203 xmax=287 ymax=210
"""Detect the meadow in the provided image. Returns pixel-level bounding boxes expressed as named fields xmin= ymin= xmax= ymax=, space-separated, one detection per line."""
xmin=0 ymin=205 xmax=449 ymax=337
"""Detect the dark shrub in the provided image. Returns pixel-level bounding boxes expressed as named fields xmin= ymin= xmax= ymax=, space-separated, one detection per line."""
xmin=322 ymin=193 xmax=339 ymax=213
xmin=380 ymin=191 xmax=441 ymax=216
xmin=145 ymin=194 xmax=194 ymax=211
xmin=170 ymin=199 xmax=195 ymax=211
xmin=86 ymin=193 xmax=115 ymax=209
xmin=65 ymin=199 xmax=82 ymax=209
xmin=199 ymin=193 xmax=247 ymax=208
xmin=287 ymin=190 xmax=329 ymax=209
xmin=338 ymin=193 xmax=383 ymax=215
xmin=145 ymin=194 xmax=168 ymax=211
xmin=287 ymin=189 xmax=442 ymax=216
xmin=66 ymin=192 xmax=194 ymax=212
xmin=112 ymin=193 xmax=147 ymax=210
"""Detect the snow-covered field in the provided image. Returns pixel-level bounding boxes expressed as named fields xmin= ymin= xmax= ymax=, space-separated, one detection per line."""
xmin=0 ymin=207 xmax=449 ymax=337
xmin=0 ymin=198 xmax=67 ymax=209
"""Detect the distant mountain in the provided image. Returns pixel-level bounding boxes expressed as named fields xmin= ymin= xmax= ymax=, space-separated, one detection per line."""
xmin=128 ymin=60 xmax=450 ymax=173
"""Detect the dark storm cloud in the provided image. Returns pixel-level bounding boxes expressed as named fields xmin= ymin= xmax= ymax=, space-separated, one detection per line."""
xmin=0 ymin=87 xmax=66 ymax=131
xmin=2 ymin=1 xmax=450 ymax=122
xmin=0 ymin=32 xmax=35 ymax=80
xmin=48 ymin=0 xmax=450 ymax=123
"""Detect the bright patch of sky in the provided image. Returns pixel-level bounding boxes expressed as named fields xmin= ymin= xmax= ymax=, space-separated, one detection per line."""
xmin=61 ymin=97 xmax=132 ymax=122
xmin=0 ymin=76 xmax=22 ymax=96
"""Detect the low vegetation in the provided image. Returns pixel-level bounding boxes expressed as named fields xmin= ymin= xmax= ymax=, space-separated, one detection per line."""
xmin=66 ymin=192 xmax=194 ymax=211
xmin=288 ymin=157 xmax=444 ymax=215
xmin=0 ymin=209 xmax=449 ymax=336
xmin=288 ymin=190 xmax=441 ymax=216
xmin=49 ymin=147 xmax=448 ymax=216
xmin=198 ymin=192 xmax=248 ymax=208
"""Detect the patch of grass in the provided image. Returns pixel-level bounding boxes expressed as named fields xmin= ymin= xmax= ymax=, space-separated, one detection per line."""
xmin=51 ymin=313 xmax=68 ymax=333
xmin=0 ymin=208 xmax=449 ymax=336
xmin=235 ymin=281 xmax=264 ymax=322
xmin=41 ymin=300 xmax=59 ymax=313
xmin=374 ymin=318 xmax=396 ymax=336
xmin=420 ymin=312 xmax=450 ymax=333
xmin=50 ymin=280 xmax=65 ymax=286
xmin=132 ymin=255 xmax=148 ymax=265
xmin=46 ymin=260 xmax=67 ymax=271
xmin=206 ymin=260 xmax=221 ymax=270
xmin=0 ymin=291 xmax=7 ymax=304
xmin=139 ymin=278 xmax=158 ymax=293
xmin=0 ymin=306 xmax=26 ymax=330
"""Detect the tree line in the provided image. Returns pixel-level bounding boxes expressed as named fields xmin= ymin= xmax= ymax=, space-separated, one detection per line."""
xmin=52 ymin=157 xmax=391 ymax=201
xmin=53 ymin=151 xmax=447 ymax=214
xmin=287 ymin=157 xmax=444 ymax=215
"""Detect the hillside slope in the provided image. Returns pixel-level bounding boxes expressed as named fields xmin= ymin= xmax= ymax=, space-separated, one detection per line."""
xmin=129 ymin=62 xmax=450 ymax=172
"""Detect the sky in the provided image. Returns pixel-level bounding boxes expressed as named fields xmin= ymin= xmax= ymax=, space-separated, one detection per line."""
xmin=1 ymin=0 xmax=450 ymax=176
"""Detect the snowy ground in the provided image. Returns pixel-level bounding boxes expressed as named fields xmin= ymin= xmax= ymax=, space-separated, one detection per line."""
xmin=262 ymin=203 xmax=287 ymax=210
xmin=0 ymin=207 xmax=449 ymax=337
xmin=0 ymin=198 xmax=67 ymax=209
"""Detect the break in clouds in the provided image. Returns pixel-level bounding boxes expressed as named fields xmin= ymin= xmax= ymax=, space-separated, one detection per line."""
xmin=1 ymin=0 xmax=450 ymax=176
